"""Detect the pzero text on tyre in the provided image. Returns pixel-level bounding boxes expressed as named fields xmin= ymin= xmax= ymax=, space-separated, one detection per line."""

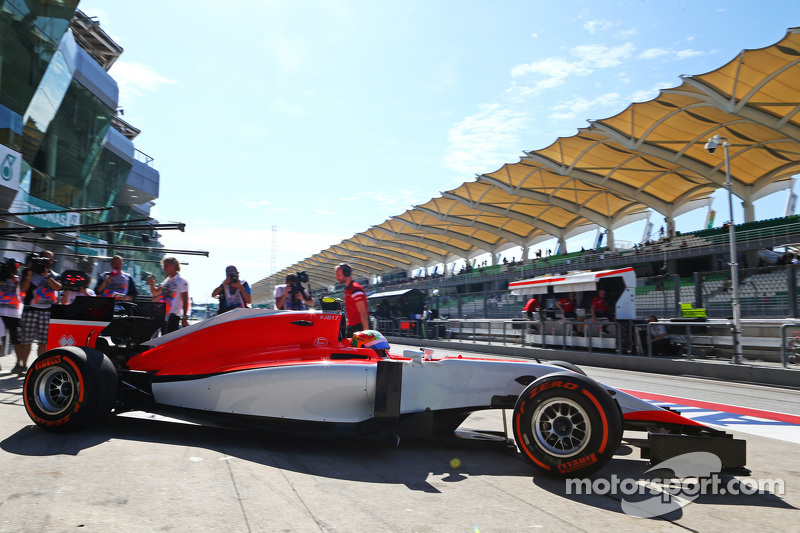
xmin=513 ymin=372 xmax=622 ymax=478
xmin=23 ymin=347 xmax=118 ymax=431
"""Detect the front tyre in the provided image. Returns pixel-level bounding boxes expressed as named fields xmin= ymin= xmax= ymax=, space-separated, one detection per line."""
xmin=24 ymin=347 xmax=118 ymax=431
xmin=513 ymin=372 xmax=622 ymax=478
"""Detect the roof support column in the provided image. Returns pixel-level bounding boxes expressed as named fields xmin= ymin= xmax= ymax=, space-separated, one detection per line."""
xmin=664 ymin=215 xmax=676 ymax=240
xmin=741 ymin=198 xmax=755 ymax=223
xmin=605 ymin=228 xmax=615 ymax=250
xmin=557 ymin=235 xmax=567 ymax=255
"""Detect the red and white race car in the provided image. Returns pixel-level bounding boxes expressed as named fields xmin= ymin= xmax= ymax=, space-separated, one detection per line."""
xmin=23 ymin=298 xmax=746 ymax=478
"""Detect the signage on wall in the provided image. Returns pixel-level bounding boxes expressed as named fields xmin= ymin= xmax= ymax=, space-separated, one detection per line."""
xmin=12 ymin=191 xmax=81 ymax=228
xmin=0 ymin=144 xmax=21 ymax=190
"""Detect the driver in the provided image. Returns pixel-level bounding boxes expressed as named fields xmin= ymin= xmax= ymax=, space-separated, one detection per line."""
xmin=351 ymin=330 xmax=390 ymax=358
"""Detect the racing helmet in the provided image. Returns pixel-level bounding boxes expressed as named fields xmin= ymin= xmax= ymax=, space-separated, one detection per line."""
xmin=351 ymin=330 xmax=390 ymax=356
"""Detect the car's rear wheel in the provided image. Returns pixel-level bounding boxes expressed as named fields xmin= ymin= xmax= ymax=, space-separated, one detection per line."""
xmin=24 ymin=347 xmax=118 ymax=431
xmin=513 ymin=372 xmax=622 ymax=478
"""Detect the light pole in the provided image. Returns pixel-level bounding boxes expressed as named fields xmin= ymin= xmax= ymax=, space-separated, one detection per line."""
xmin=704 ymin=135 xmax=743 ymax=364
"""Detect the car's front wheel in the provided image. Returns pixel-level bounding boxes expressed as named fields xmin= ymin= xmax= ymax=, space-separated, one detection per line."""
xmin=513 ymin=372 xmax=622 ymax=478
xmin=24 ymin=347 xmax=118 ymax=431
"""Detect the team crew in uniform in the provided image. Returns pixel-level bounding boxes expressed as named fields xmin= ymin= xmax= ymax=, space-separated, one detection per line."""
xmin=591 ymin=288 xmax=613 ymax=334
xmin=95 ymin=255 xmax=138 ymax=300
xmin=334 ymin=263 xmax=369 ymax=337
xmin=523 ymin=296 xmax=539 ymax=319
xmin=557 ymin=292 xmax=582 ymax=334
xmin=148 ymin=256 xmax=189 ymax=334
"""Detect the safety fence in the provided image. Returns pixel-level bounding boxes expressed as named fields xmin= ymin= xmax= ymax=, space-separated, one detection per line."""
xmin=376 ymin=317 xmax=799 ymax=367
xmin=417 ymin=264 xmax=799 ymax=322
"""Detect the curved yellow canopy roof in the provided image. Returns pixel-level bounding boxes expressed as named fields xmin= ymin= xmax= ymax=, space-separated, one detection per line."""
xmin=256 ymin=27 xmax=800 ymax=294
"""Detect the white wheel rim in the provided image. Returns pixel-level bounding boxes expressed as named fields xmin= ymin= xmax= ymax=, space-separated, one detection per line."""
xmin=33 ymin=366 xmax=76 ymax=416
xmin=531 ymin=397 xmax=591 ymax=457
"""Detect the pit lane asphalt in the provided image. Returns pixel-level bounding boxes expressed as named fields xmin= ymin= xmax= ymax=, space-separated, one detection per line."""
xmin=0 ymin=348 xmax=797 ymax=533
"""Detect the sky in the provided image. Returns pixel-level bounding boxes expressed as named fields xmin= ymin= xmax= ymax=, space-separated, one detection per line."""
xmin=76 ymin=0 xmax=800 ymax=304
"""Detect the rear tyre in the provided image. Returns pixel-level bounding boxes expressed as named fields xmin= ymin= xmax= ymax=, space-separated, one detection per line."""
xmin=513 ymin=372 xmax=622 ymax=478
xmin=23 ymin=347 xmax=118 ymax=431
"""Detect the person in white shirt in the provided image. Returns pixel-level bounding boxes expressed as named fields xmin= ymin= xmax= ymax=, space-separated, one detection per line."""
xmin=647 ymin=315 xmax=673 ymax=356
xmin=148 ymin=256 xmax=189 ymax=334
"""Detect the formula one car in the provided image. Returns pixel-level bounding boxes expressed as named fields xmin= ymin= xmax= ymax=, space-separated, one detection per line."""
xmin=22 ymin=296 xmax=746 ymax=478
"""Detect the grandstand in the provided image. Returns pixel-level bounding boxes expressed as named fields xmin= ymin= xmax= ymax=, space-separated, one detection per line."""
xmin=251 ymin=27 xmax=800 ymax=329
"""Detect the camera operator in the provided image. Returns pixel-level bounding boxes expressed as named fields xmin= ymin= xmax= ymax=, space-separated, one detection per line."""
xmin=14 ymin=250 xmax=61 ymax=374
xmin=148 ymin=256 xmax=189 ymax=334
xmin=274 ymin=273 xmax=313 ymax=311
xmin=0 ymin=258 xmax=21 ymax=367
xmin=94 ymin=255 xmax=138 ymax=300
xmin=211 ymin=265 xmax=251 ymax=314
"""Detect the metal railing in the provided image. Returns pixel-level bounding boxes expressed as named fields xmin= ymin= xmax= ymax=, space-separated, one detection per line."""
xmin=779 ymin=323 xmax=800 ymax=368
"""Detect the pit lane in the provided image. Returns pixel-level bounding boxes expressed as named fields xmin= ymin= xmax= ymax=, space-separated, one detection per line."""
xmin=0 ymin=348 xmax=797 ymax=532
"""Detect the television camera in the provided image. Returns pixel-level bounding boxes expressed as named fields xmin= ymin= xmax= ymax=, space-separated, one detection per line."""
xmin=25 ymin=252 xmax=51 ymax=274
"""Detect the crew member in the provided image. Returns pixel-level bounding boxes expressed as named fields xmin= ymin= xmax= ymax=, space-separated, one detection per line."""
xmin=212 ymin=265 xmax=251 ymax=313
xmin=557 ymin=292 xmax=582 ymax=334
xmin=646 ymin=315 xmax=673 ymax=356
xmin=334 ymin=263 xmax=369 ymax=337
xmin=523 ymin=296 xmax=539 ymax=331
xmin=591 ymin=288 xmax=613 ymax=334
xmin=95 ymin=255 xmax=138 ymax=300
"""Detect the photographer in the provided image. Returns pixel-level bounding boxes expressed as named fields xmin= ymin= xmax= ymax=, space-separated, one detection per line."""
xmin=14 ymin=250 xmax=61 ymax=374
xmin=94 ymin=255 xmax=138 ymax=300
xmin=212 ymin=265 xmax=251 ymax=314
xmin=148 ymin=256 xmax=189 ymax=334
xmin=0 ymin=258 xmax=21 ymax=366
xmin=274 ymin=273 xmax=313 ymax=311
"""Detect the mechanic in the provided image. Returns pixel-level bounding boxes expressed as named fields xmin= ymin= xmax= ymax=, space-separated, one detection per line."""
xmin=94 ymin=255 xmax=138 ymax=300
xmin=148 ymin=256 xmax=189 ymax=333
xmin=14 ymin=250 xmax=62 ymax=374
xmin=212 ymin=265 xmax=252 ymax=313
xmin=522 ymin=296 xmax=539 ymax=332
xmin=334 ymin=263 xmax=369 ymax=337
xmin=274 ymin=274 xmax=313 ymax=311
xmin=591 ymin=288 xmax=613 ymax=335
xmin=557 ymin=291 xmax=582 ymax=334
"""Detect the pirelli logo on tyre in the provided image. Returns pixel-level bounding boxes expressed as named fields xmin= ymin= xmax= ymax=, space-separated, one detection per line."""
xmin=525 ymin=380 xmax=579 ymax=397
xmin=35 ymin=356 xmax=62 ymax=371
xmin=557 ymin=453 xmax=599 ymax=474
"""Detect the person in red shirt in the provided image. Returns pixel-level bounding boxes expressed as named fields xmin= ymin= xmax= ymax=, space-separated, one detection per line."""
xmin=557 ymin=292 xmax=582 ymax=334
xmin=523 ymin=297 xmax=539 ymax=318
xmin=335 ymin=263 xmax=370 ymax=337
xmin=523 ymin=297 xmax=540 ymax=332
xmin=591 ymin=288 xmax=613 ymax=334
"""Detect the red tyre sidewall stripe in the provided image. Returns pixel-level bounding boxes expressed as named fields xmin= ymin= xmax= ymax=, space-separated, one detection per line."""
xmin=581 ymin=388 xmax=609 ymax=454
xmin=514 ymin=397 xmax=553 ymax=471
xmin=63 ymin=357 xmax=85 ymax=404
